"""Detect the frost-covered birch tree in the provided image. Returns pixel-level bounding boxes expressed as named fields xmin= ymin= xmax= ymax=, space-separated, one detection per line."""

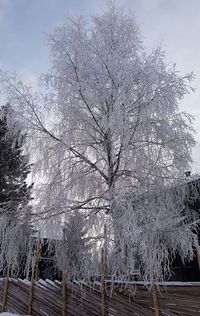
xmin=0 ymin=3 xmax=199 ymax=283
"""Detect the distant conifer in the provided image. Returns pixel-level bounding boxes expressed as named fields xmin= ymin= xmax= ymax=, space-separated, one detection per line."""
xmin=0 ymin=104 xmax=33 ymax=222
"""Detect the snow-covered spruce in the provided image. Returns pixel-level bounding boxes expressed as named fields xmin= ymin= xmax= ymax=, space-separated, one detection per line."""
xmin=0 ymin=105 xmax=33 ymax=277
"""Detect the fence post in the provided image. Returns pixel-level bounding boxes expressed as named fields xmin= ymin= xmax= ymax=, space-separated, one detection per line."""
xmin=28 ymin=241 xmax=41 ymax=315
xmin=152 ymin=275 xmax=160 ymax=316
xmin=1 ymin=265 xmax=10 ymax=312
xmin=61 ymin=226 xmax=67 ymax=316
xmin=101 ymin=224 xmax=108 ymax=316
xmin=62 ymin=269 xmax=67 ymax=316
xmin=195 ymin=238 xmax=200 ymax=269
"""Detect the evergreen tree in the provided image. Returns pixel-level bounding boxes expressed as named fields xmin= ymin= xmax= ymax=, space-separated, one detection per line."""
xmin=0 ymin=103 xmax=32 ymax=221
xmin=0 ymin=104 xmax=33 ymax=276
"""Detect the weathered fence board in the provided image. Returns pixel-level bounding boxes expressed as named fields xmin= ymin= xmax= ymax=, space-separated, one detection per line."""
xmin=0 ymin=279 xmax=200 ymax=315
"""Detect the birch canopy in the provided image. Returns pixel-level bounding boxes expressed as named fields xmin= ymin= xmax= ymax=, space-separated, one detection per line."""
xmin=0 ymin=3 xmax=198 ymax=283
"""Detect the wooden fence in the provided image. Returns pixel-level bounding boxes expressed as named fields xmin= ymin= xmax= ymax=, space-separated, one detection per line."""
xmin=0 ymin=278 xmax=200 ymax=315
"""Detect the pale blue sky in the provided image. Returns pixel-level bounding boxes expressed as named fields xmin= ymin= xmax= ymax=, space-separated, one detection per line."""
xmin=1 ymin=0 xmax=200 ymax=169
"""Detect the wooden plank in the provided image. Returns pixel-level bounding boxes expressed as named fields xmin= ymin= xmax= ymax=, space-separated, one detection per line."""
xmin=1 ymin=278 xmax=200 ymax=315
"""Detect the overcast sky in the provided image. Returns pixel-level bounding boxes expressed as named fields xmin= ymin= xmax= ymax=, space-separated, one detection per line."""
xmin=0 ymin=0 xmax=200 ymax=170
